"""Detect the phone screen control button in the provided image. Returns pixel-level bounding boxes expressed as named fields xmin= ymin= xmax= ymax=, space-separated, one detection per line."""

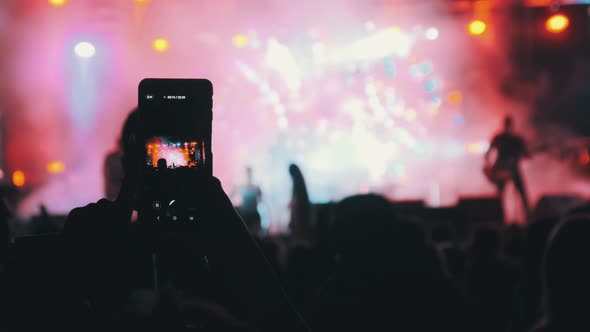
xmin=153 ymin=201 xmax=162 ymax=210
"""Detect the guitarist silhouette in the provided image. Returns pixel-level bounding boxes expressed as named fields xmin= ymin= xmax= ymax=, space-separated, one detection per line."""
xmin=484 ymin=116 xmax=531 ymax=220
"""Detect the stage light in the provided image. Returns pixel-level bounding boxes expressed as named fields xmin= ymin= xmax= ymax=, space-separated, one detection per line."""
xmin=404 ymin=109 xmax=417 ymax=121
xmin=430 ymin=96 xmax=442 ymax=107
xmin=12 ymin=170 xmax=25 ymax=187
xmin=467 ymin=20 xmax=487 ymax=36
xmin=347 ymin=29 xmax=412 ymax=61
xmin=448 ymin=91 xmax=463 ymax=105
xmin=312 ymin=42 xmax=325 ymax=58
xmin=393 ymin=163 xmax=405 ymax=176
xmin=250 ymin=39 xmax=262 ymax=49
xmin=425 ymin=27 xmax=439 ymax=40
xmin=232 ymin=34 xmax=248 ymax=48
xmin=274 ymin=105 xmax=286 ymax=115
xmin=152 ymin=38 xmax=169 ymax=52
xmin=74 ymin=41 xmax=96 ymax=58
xmin=579 ymin=150 xmax=590 ymax=165
xmin=424 ymin=79 xmax=439 ymax=92
xmin=277 ymin=116 xmax=289 ymax=129
xmin=423 ymin=62 xmax=434 ymax=75
xmin=546 ymin=13 xmax=569 ymax=33
xmin=47 ymin=161 xmax=65 ymax=174
xmin=411 ymin=64 xmax=422 ymax=77
xmin=135 ymin=0 xmax=149 ymax=3
xmin=467 ymin=142 xmax=488 ymax=154
xmin=265 ymin=39 xmax=302 ymax=91
xmin=48 ymin=0 xmax=67 ymax=8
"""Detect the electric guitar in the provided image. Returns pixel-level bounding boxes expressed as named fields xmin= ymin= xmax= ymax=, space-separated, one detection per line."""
xmin=483 ymin=143 xmax=548 ymax=184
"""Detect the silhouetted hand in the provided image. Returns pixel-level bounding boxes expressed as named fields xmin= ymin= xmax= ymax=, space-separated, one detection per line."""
xmin=61 ymin=176 xmax=148 ymax=320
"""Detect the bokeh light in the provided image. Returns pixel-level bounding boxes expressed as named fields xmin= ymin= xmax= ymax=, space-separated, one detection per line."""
xmin=152 ymin=38 xmax=170 ymax=52
xmin=467 ymin=20 xmax=487 ymax=36
xmin=12 ymin=170 xmax=25 ymax=187
xmin=277 ymin=116 xmax=289 ymax=129
xmin=47 ymin=161 xmax=65 ymax=174
xmin=448 ymin=91 xmax=463 ymax=105
xmin=232 ymin=34 xmax=248 ymax=48
xmin=546 ymin=13 xmax=569 ymax=33
xmin=74 ymin=41 xmax=96 ymax=58
xmin=48 ymin=0 xmax=67 ymax=8
xmin=425 ymin=27 xmax=439 ymax=40
xmin=467 ymin=142 xmax=489 ymax=155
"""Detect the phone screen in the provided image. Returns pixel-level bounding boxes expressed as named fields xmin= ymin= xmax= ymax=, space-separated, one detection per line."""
xmin=138 ymin=79 xmax=213 ymax=224
xmin=146 ymin=137 xmax=205 ymax=169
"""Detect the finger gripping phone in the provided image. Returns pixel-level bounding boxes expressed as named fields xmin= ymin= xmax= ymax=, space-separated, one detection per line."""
xmin=138 ymin=79 xmax=213 ymax=225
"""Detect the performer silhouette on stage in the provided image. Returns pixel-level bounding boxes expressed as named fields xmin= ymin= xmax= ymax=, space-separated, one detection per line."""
xmin=237 ymin=166 xmax=262 ymax=216
xmin=484 ymin=116 xmax=531 ymax=219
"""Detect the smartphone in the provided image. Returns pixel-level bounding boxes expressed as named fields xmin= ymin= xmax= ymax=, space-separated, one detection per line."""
xmin=137 ymin=79 xmax=213 ymax=225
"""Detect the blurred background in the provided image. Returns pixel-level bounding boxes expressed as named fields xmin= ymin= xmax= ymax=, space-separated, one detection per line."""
xmin=1 ymin=0 xmax=590 ymax=232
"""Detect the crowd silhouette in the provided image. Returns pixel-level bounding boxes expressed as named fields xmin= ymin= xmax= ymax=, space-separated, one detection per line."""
xmin=0 ymin=108 xmax=589 ymax=332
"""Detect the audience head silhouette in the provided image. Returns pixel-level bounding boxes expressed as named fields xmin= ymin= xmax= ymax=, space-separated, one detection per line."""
xmin=120 ymin=109 xmax=140 ymax=153
xmin=0 ymin=195 xmax=11 ymax=263
xmin=540 ymin=214 xmax=590 ymax=330
xmin=330 ymin=194 xmax=397 ymax=258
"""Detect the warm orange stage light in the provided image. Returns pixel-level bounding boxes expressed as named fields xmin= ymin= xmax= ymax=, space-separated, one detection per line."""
xmin=467 ymin=20 xmax=487 ymax=36
xmin=448 ymin=91 xmax=463 ymax=105
xmin=546 ymin=14 xmax=569 ymax=33
xmin=47 ymin=161 xmax=65 ymax=174
xmin=12 ymin=170 xmax=25 ymax=187
xmin=48 ymin=0 xmax=67 ymax=8
xmin=152 ymin=38 xmax=169 ymax=52
xmin=232 ymin=35 xmax=248 ymax=48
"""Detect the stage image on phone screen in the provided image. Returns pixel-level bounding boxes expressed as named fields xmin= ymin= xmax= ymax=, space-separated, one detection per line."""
xmin=146 ymin=137 xmax=206 ymax=169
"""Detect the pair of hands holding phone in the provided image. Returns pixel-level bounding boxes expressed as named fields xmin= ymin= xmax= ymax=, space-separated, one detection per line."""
xmin=61 ymin=174 xmax=309 ymax=332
